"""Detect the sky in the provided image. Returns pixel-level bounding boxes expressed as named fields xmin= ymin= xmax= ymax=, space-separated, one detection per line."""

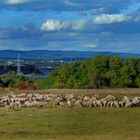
xmin=0 ymin=0 xmax=140 ymax=53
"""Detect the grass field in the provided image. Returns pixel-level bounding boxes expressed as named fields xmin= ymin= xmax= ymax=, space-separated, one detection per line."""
xmin=0 ymin=108 xmax=140 ymax=140
xmin=2 ymin=88 xmax=140 ymax=97
xmin=0 ymin=89 xmax=140 ymax=140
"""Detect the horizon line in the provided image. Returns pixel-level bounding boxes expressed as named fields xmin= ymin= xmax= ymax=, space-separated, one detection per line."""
xmin=0 ymin=49 xmax=139 ymax=55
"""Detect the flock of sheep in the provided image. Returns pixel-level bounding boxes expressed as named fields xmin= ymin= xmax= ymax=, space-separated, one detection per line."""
xmin=0 ymin=93 xmax=140 ymax=110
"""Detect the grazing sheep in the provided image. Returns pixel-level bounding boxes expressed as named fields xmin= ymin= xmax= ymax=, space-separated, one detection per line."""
xmin=5 ymin=102 xmax=20 ymax=110
xmin=83 ymin=96 xmax=90 ymax=101
xmin=132 ymin=97 xmax=140 ymax=106
xmin=67 ymin=100 xmax=72 ymax=108
xmin=88 ymin=99 xmax=95 ymax=107
xmin=113 ymin=101 xmax=120 ymax=108
xmin=123 ymin=96 xmax=131 ymax=103
xmin=119 ymin=101 xmax=125 ymax=108
xmin=75 ymin=100 xmax=83 ymax=107
xmin=125 ymin=101 xmax=133 ymax=108
xmin=36 ymin=102 xmax=47 ymax=108
xmin=95 ymin=100 xmax=103 ymax=107
xmin=52 ymin=98 xmax=61 ymax=107
xmin=106 ymin=101 xmax=111 ymax=107
xmin=105 ymin=95 xmax=116 ymax=101
xmin=2 ymin=92 xmax=140 ymax=110
xmin=25 ymin=101 xmax=33 ymax=108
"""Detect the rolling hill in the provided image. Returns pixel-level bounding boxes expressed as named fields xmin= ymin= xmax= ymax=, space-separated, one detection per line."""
xmin=0 ymin=50 xmax=139 ymax=61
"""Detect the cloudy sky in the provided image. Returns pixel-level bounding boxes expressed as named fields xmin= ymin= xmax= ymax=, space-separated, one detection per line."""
xmin=0 ymin=0 xmax=140 ymax=53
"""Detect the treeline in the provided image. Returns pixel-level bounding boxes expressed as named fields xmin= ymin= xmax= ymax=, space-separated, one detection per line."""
xmin=0 ymin=72 xmax=36 ymax=90
xmin=37 ymin=56 xmax=140 ymax=89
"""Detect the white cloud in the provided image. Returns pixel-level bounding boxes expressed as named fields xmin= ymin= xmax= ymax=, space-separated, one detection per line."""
xmin=5 ymin=0 xmax=30 ymax=4
xmin=86 ymin=43 xmax=97 ymax=48
xmin=71 ymin=19 xmax=87 ymax=30
xmin=41 ymin=14 xmax=130 ymax=32
xmin=41 ymin=19 xmax=87 ymax=32
xmin=94 ymin=14 xmax=130 ymax=24
xmin=65 ymin=0 xmax=79 ymax=7
xmin=41 ymin=19 xmax=69 ymax=32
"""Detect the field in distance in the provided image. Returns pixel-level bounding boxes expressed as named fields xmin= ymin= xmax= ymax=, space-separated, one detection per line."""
xmin=0 ymin=89 xmax=140 ymax=140
xmin=3 ymin=88 xmax=140 ymax=97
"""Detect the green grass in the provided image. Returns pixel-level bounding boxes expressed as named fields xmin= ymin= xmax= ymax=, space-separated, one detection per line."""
xmin=0 ymin=107 xmax=140 ymax=140
xmin=0 ymin=88 xmax=140 ymax=140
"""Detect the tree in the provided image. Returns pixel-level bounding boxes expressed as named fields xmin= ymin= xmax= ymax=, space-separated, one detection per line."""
xmin=118 ymin=65 xmax=135 ymax=87
xmin=135 ymin=76 xmax=140 ymax=88
xmin=37 ymin=56 xmax=140 ymax=89
xmin=89 ymin=69 xmax=106 ymax=88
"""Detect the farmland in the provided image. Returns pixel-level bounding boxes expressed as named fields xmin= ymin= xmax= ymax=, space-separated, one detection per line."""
xmin=0 ymin=107 xmax=140 ymax=140
xmin=0 ymin=89 xmax=140 ymax=140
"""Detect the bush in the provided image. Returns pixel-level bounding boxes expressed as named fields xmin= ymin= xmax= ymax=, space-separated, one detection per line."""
xmin=18 ymin=81 xmax=37 ymax=90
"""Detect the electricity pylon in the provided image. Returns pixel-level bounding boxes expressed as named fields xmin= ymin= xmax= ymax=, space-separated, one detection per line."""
xmin=17 ymin=53 xmax=21 ymax=76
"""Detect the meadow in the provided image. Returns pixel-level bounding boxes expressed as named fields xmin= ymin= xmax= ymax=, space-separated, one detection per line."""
xmin=0 ymin=89 xmax=140 ymax=140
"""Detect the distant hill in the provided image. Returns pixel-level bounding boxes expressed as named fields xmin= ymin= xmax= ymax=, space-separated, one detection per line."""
xmin=0 ymin=50 xmax=139 ymax=61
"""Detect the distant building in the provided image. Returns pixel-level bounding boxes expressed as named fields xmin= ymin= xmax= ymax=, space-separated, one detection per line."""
xmin=60 ymin=60 xmax=64 ymax=63
xmin=7 ymin=60 xmax=14 ymax=66
xmin=48 ymin=60 xmax=54 ymax=63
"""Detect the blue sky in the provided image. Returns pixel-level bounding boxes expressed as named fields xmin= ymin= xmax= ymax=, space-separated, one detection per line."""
xmin=0 ymin=0 xmax=140 ymax=53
